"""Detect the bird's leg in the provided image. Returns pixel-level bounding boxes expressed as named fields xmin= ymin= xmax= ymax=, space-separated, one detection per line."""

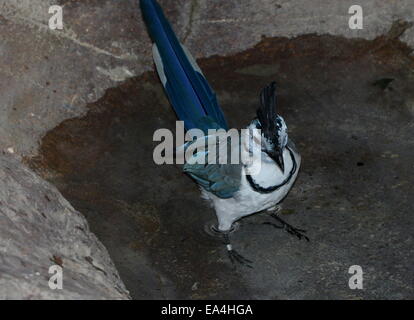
xmin=264 ymin=211 xmax=309 ymax=242
xmin=222 ymin=232 xmax=253 ymax=269
xmin=266 ymin=204 xmax=282 ymax=213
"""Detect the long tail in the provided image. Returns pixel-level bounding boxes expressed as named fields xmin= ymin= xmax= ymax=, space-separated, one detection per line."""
xmin=140 ymin=0 xmax=228 ymax=132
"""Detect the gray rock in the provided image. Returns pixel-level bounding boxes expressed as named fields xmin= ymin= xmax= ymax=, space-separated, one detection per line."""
xmin=0 ymin=0 xmax=413 ymax=157
xmin=0 ymin=153 xmax=130 ymax=299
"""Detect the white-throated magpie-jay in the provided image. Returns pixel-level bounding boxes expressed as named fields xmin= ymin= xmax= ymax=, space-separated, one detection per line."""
xmin=140 ymin=0 xmax=308 ymax=267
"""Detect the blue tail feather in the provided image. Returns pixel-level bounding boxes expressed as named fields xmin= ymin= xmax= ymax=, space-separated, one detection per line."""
xmin=140 ymin=0 xmax=228 ymax=132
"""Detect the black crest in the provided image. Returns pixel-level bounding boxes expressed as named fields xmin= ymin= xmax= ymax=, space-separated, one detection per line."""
xmin=257 ymin=82 xmax=280 ymax=143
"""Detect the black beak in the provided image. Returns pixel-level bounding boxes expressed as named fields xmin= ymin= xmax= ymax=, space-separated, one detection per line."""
xmin=276 ymin=153 xmax=285 ymax=173
xmin=269 ymin=151 xmax=284 ymax=173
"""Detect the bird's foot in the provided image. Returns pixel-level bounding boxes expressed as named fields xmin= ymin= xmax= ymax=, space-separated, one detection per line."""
xmin=227 ymin=245 xmax=253 ymax=268
xmin=264 ymin=212 xmax=309 ymax=242
xmin=223 ymin=233 xmax=252 ymax=269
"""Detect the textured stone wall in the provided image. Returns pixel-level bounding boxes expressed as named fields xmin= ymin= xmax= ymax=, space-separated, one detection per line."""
xmin=0 ymin=153 xmax=130 ymax=299
xmin=0 ymin=0 xmax=413 ymax=156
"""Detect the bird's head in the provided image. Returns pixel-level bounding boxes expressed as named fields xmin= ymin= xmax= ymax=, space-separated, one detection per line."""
xmin=249 ymin=82 xmax=288 ymax=172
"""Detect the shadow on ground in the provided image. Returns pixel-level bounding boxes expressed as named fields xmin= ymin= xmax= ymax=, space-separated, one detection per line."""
xmin=29 ymin=25 xmax=414 ymax=299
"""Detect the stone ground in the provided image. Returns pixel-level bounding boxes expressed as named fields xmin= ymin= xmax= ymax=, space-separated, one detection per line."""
xmin=30 ymin=27 xmax=414 ymax=299
xmin=1 ymin=0 xmax=414 ymax=299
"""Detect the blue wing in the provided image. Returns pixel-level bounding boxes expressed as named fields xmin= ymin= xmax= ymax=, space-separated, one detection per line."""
xmin=141 ymin=0 xmax=240 ymax=198
xmin=182 ymin=136 xmax=242 ymax=199
xmin=140 ymin=0 xmax=228 ymax=132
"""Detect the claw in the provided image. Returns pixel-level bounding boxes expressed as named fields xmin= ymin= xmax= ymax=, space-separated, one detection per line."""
xmin=266 ymin=212 xmax=310 ymax=242
xmin=228 ymin=249 xmax=253 ymax=268
xmin=262 ymin=221 xmax=283 ymax=229
xmin=223 ymin=233 xmax=253 ymax=269
xmin=228 ymin=249 xmax=235 ymax=265
xmin=233 ymin=249 xmax=253 ymax=264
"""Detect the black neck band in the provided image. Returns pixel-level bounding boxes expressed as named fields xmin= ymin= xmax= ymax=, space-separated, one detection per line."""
xmin=245 ymin=147 xmax=297 ymax=194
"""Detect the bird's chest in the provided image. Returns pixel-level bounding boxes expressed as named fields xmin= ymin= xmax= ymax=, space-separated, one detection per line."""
xmin=236 ymin=147 xmax=300 ymax=214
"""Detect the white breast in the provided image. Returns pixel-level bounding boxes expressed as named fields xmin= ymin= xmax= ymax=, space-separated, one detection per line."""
xmin=203 ymin=146 xmax=301 ymax=231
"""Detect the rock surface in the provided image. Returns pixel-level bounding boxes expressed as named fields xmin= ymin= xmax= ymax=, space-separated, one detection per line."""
xmin=0 ymin=0 xmax=413 ymax=300
xmin=31 ymin=30 xmax=414 ymax=299
xmin=0 ymin=153 xmax=130 ymax=299
xmin=0 ymin=0 xmax=413 ymax=156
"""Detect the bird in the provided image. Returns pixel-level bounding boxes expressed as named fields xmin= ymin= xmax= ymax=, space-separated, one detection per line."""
xmin=140 ymin=0 xmax=308 ymax=267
